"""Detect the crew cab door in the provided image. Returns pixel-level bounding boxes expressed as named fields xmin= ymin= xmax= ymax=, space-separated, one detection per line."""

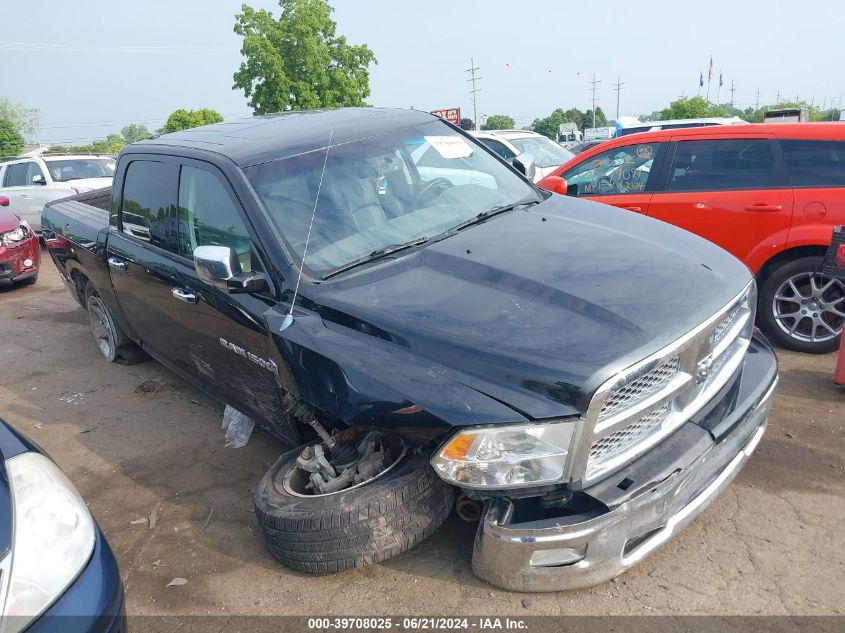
xmin=107 ymin=156 xmax=286 ymax=428
xmin=558 ymin=140 xmax=664 ymax=215
xmin=647 ymin=134 xmax=794 ymax=272
xmin=0 ymin=161 xmax=63 ymax=231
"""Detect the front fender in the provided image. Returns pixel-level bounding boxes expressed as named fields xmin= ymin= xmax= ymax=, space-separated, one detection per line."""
xmin=265 ymin=308 xmax=529 ymax=447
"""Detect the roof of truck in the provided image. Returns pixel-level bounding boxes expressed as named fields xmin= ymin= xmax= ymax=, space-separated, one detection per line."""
xmin=136 ymin=107 xmax=438 ymax=168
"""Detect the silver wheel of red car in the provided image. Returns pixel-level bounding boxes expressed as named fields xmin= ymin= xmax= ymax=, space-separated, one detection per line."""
xmin=760 ymin=256 xmax=845 ymax=354
xmin=87 ymin=294 xmax=118 ymax=362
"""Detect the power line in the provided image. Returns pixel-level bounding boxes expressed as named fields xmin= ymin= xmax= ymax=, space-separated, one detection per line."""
xmin=466 ymin=57 xmax=482 ymax=131
xmin=0 ymin=42 xmax=229 ymax=54
xmin=729 ymin=80 xmax=736 ymax=115
xmin=612 ymin=76 xmax=625 ymax=120
xmin=588 ymin=74 xmax=601 ymax=128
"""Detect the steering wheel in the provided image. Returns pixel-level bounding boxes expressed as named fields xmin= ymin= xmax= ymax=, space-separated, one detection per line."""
xmin=416 ymin=178 xmax=453 ymax=206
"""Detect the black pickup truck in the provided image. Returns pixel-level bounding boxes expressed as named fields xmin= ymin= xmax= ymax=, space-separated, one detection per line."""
xmin=43 ymin=108 xmax=778 ymax=591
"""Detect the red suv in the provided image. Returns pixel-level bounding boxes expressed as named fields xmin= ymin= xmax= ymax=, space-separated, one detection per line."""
xmin=538 ymin=123 xmax=845 ymax=353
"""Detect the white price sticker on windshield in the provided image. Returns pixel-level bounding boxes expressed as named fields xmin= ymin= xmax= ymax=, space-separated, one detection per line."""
xmin=424 ymin=136 xmax=473 ymax=159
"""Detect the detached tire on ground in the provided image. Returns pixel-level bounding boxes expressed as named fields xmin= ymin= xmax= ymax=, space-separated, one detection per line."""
xmin=253 ymin=444 xmax=455 ymax=573
xmin=758 ymin=256 xmax=845 ymax=354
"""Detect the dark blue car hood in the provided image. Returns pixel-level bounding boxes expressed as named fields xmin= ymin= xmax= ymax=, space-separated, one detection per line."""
xmin=308 ymin=195 xmax=751 ymax=420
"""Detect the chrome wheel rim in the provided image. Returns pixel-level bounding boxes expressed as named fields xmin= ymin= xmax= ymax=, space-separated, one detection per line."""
xmin=88 ymin=298 xmax=115 ymax=358
xmin=772 ymin=272 xmax=845 ymax=344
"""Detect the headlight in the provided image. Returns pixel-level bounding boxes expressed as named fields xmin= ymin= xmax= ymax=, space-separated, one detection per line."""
xmin=1 ymin=222 xmax=28 ymax=246
xmin=2 ymin=452 xmax=95 ymax=633
xmin=430 ymin=421 xmax=579 ymax=489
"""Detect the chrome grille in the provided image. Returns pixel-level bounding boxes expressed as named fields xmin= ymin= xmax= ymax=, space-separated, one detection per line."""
xmin=599 ymin=357 xmax=680 ymax=421
xmin=579 ymin=281 xmax=756 ymax=484
xmin=589 ymin=405 xmax=670 ymax=467
xmin=714 ymin=304 xmax=740 ymax=342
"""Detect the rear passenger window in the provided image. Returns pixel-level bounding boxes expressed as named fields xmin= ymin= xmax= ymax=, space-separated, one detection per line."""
xmin=177 ymin=165 xmax=253 ymax=270
xmin=3 ymin=163 xmax=29 ymax=187
xmin=121 ymin=160 xmax=178 ymax=251
xmin=781 ymin=140 xmax=845 ymax=188
xmin=666 ymin=139 xmax=776 ymax=192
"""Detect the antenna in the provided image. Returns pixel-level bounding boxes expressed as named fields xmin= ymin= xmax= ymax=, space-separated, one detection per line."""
xmin=279 ymin=128 xmax=334 ymax=332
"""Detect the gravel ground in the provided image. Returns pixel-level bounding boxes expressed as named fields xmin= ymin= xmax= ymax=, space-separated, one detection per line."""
xmin=0 ymin=256 xmax=843 ymax=616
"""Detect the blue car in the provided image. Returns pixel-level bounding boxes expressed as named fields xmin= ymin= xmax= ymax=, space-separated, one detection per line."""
xmin=0 ymin=418 xmax=124 ymax=633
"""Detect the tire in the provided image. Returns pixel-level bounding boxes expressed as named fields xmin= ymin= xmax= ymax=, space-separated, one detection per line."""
xmin=253 ymin=443 xmax=455 ymax=573
xmin=85 ymin=287 xmax=149 ymax=365
xmin=759 ymin=256 xmax=845 ymax=354
xmin=19 ymin=275 xmax=37 ymax=286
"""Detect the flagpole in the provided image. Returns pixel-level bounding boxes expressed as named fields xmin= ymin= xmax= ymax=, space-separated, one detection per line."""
xmin=717 ymin=81 xmax=721 ymax=107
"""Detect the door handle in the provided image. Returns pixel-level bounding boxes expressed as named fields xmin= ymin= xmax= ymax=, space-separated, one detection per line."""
xmin=745 ymin=204 xmax=783 ymax=212
xmin=107 ymin=257 xmax=128 ymax=271
xmin=171 ymin=287 xmax=198 ymax=304
xmin=622 ymin=205 xmax=642 ymax=212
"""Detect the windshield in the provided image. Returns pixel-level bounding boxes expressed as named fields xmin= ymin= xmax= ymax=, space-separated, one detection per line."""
xmin=244 ymin=121 xmax=537 ymax=275
xmin=46 ymin=158 xmax=115 ymax=182
xmin=509 ymin=137 xmax=574 ymax=167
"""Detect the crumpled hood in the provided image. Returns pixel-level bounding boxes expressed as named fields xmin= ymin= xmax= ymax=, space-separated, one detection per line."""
xmin=312 ymin=195 xmax=751 ymax=420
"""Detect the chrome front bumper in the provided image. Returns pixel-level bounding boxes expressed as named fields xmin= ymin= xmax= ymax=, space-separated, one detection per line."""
xmin=472 ymin=353 xmax=778 ymax=592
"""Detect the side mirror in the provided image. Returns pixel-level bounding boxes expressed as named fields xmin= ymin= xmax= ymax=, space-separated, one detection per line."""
xmin=537 ymin=176 xmax=569 ymax=195
xmin=511 ymin=153 xmax=536 ymax=181
xmin=32 ymin=174 xmax=46 ymax=185
xmin=193 ymin=244 xmax=269 ymax=294
xmin=0 ymin=196 xmax=9 ymax=207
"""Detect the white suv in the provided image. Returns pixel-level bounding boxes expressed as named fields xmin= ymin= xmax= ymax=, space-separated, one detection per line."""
xmin=0 ymin=155 xmax=115 ymax=232
xmin=470 ymin=130 xmax=574 ymax=182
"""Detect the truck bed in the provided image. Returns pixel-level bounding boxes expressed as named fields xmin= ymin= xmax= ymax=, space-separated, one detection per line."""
xmin=42 ymin=186 xmax=113 ymax=303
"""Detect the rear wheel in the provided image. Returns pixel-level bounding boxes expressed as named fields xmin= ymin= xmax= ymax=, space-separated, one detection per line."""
xmin=85 ymin=288 xmax=149 ymax=364
xmin=759 ymin=256 xmax=845 ymax=354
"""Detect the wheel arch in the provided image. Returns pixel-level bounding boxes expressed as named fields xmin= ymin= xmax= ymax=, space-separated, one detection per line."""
xmin=755 ymin=244 xmax=829 ymax=292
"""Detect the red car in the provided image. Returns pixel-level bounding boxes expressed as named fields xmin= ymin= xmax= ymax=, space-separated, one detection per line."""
xmin=0 ymin=195 xmax=40 ymax=286
xmin=538 ymin=123 xmax=845 ymax=353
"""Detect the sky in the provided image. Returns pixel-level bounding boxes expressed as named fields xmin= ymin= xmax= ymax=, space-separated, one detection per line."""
xmin=4 ymin=0 xmax=845 ymax=145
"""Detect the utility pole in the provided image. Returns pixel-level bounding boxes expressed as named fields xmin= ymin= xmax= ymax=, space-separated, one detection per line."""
xmin=612 ymin=75 xmax=624 ymax=120
xmin=588 ymin=74 xmax=601 ymax=128
xmin=729 ymin=80 xmax=736 ymax=116
xmin=755 ymin=88 xmax=761 ymax=110
xmin=775 ymin=89 xmax=781 ymax=105
xmin=466 ymin=57 xmax=481 ymax=131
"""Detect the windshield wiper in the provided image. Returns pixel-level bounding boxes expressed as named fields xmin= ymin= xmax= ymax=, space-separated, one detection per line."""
xmin=321 ymin=237 xmax=429 ymax=279
xmin=446 ymin=198 xmax=540 ymax=233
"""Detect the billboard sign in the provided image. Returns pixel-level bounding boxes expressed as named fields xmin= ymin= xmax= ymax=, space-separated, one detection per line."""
xmin=431 ymin=108 xmax=461 ymax=126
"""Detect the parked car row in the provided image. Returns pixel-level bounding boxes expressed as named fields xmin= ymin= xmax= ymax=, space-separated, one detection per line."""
xmin=538 ymin=122 xmax=845 ymax=354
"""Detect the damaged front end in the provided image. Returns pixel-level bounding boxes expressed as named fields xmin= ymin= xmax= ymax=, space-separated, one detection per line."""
xmin=283 ymin=417 xmax=407 ymax=497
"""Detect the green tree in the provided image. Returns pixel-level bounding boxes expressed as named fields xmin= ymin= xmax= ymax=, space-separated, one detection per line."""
xmin=529 ymin=108 xmax=569 ymax=139
xmin=159 ymin=108 xmax=224 ymax=134
xmin=481 ymin=114 xmax=515 ymax=130
xmin=0 ymin=98 xmax=40 ymax=139
xmin=581 ymin=107 xmax=608 ymax=130
xmin=233 ymin=0 xmax=377 ymax=114
xmin=459 ymin=118 xmax=475 ymax=130
xmin=0 ymin=118 xmax=25 ymax=156
xmin=660 ymin=96 xmax=727 ymax=119
xmin=121 ymin=123 xmax=151 ymax=143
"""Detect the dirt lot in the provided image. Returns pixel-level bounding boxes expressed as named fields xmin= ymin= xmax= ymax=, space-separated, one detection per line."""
xmin=1 ymin=256 xmax=843 ymax=616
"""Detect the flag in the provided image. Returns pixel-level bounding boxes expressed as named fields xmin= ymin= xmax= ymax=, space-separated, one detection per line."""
xmin=708 ymin=55 xmax=713 ymax=82
xmin=700 ymin=72 xmax=704 ymax=87
xmin=719 ymin=71 xmax=723 ymax=87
